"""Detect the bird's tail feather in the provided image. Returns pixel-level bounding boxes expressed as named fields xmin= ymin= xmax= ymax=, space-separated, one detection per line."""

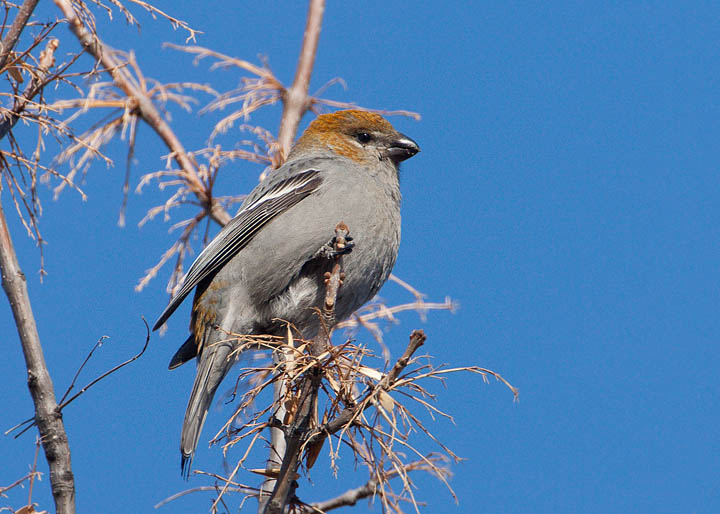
xmin=180 ymin=339 xmax=235 ymax=479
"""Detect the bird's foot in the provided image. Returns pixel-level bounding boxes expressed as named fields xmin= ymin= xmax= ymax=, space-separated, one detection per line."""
xmin=317 ymin=235 xmax=354 ymax=258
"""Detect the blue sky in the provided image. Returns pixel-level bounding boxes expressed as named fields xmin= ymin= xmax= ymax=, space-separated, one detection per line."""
xmin=2 ymin=1 xmax=719 ymax=513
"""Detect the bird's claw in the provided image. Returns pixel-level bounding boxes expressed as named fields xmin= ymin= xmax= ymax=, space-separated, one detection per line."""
xmin=318 ymin=235 xmax=354 ymax=258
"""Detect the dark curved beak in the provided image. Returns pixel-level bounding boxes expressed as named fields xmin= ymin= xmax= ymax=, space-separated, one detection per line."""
xmin=387 ymin=133 xmax=420 ymax=163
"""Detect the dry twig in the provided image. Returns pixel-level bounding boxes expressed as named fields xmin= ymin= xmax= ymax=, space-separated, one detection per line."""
xmin=182 ymin=318 xmax=514 ymax=513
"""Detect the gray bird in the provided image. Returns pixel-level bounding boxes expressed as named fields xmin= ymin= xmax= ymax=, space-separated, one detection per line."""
xmin=153 ymin=110 xmax=419 ymax=475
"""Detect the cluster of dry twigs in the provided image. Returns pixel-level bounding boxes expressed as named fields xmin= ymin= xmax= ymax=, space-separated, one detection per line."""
xmin=189 ymin=330 xmax=517 ymax=513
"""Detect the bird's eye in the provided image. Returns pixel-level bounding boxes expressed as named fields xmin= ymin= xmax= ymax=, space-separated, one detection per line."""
xmin=356 ymin=132 xmax=372 ymax=144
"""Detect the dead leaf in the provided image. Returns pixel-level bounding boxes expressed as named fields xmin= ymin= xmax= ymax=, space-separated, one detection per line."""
xmin=378 ymin=390 xmax=395 ymax=412
xmin=357 ymin=365 xmax=384 ymax=381
xmin=283 ymin=391 xmax=300 ymax=424
xmin=4 ymin=51 xmax=24 ymax=83
xmin=248 ymin=467 xmax=296 ymax=479
xmin=15 ymin=505 xmax=46 ymax=514
xmin=305 ymin=435 xmax=326 ymax=469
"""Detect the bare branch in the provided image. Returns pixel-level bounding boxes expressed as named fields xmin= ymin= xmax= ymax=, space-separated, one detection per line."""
xmin=155 ymin=485 xmax=258 ymax=509
xmin=307 ymin=477 xmax=379 ymax=512
xmin=0 ymin=36 xmax=59 ymax=141
xmin=309 ymin=330 xmax=427 ymax=441
xmin=296 ymin=456 xmax=445 ymax=513
xmin=121 ymin=0 xmax=200 ymax=41
xmin=276 ymin=0 xmax=325 ymax=162
xmin=0 ymin=0 xmax=40 ymax=73
xmin=0 ymin=198 xmax=75 ymax=513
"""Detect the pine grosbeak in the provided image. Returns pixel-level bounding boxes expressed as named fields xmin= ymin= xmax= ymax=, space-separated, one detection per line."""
xmin=153 ymin=110 xmax=420 ymax=475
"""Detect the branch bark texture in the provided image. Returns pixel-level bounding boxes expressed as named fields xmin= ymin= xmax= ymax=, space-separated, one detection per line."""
xmin=308 ymin=478 xmax=378 ymax=512
xmin=276 ymin=0 xmax=325 ymax=161
xmin=0 ymin=199 xmax=75 ymax=513
xmin=0 ymin=0 xmax=40 ymax=72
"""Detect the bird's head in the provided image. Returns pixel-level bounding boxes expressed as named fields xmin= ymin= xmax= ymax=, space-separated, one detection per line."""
xmin=289 ymin=110 xmax=420 ymax=165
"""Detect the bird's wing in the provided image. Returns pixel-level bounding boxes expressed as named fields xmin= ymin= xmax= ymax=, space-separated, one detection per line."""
xmin=153 ymin=169 xmax=323 ymax=330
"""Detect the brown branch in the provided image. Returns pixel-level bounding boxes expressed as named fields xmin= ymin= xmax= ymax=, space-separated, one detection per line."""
xmin=296 ymin=456 xmax=445 ymax=513
xmin=156 ymin=485 xmax=258 ymax=509
xmin=262 ymin=365 xmax=321 ymax=514
xmin=53 ymin=0 xmax=231 ymax=226
xmin=0 ymin=0 xmax=40 ymax=73
xmin=0 ymin=440 xmax=41 ymax=498
xmin=276 ymin=0 xmax=325 ymax=163
xmin=56 ymin=318 xmax=151 ymax=411
xmin=0 ymin=472 xmax=37 ymax=497
xmin=258 ymin=1 xmax=330 ymax=487
xmin=308 ymin=477 xmax=378 ymax=512
xmin=316 ymin=221 xmax=349 ymax=351
xmin=0 ymin=198 xmax=75 ymax=513
xmin=0 ymin=36 xmax=59 ymax=141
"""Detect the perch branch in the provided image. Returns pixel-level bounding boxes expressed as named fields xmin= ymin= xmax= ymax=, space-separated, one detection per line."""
xmin=261 ymin=222 xmax=348 ymax=514
xmin=257 ymin=4 xmax=326 ymax=509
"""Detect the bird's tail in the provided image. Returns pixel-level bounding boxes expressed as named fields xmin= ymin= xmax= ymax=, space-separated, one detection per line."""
xmin=180 ymin=338 xmax=235 ymax=478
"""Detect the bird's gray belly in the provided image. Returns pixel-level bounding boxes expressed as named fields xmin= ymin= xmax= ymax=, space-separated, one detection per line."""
xmin=263 ymin=238 xmax=397 ymax=338
xmin=200 ymin=177 xmax=400 ymax=340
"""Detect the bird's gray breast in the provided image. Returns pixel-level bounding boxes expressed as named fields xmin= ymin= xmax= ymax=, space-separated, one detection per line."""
xmin=198 ymin=161 xmax=401 ymax=339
